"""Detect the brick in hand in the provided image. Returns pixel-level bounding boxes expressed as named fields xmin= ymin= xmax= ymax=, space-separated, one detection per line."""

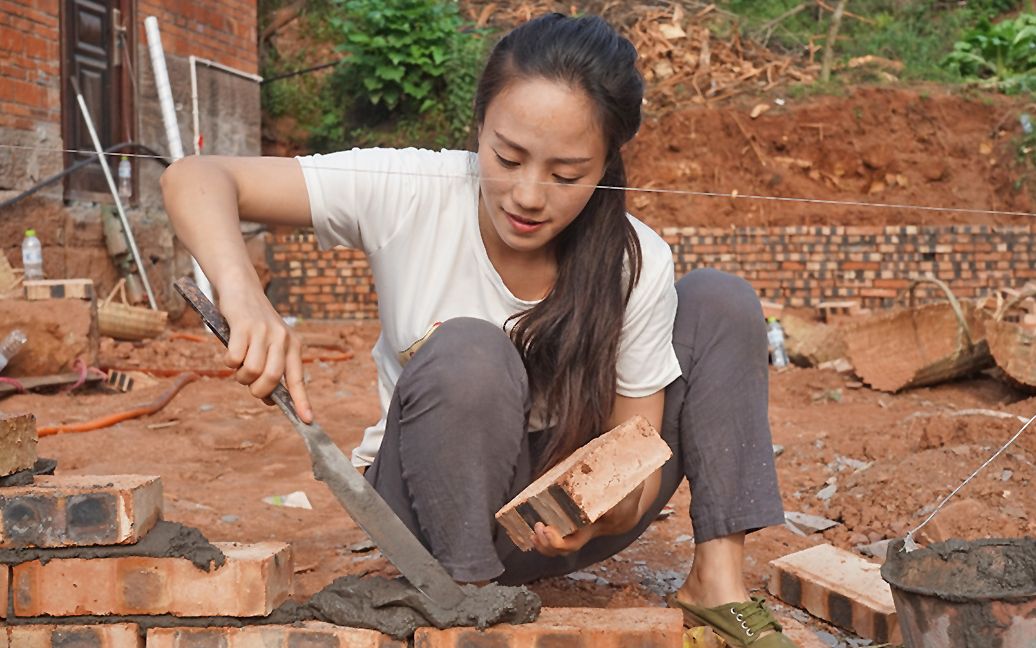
xmin=0 ymin=475 xmax=162 ymax=548
xmin=496 ymin=415 xmax=671 ymax=550
xmin=767 ymin=543 xmax=901 ymax=644
xmin=0 ymin=412 xmax=37 ymax=478
xmin=12 ymin=541 xmax=292 ymax=617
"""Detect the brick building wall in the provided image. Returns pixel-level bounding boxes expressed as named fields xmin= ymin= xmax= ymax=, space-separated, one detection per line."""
xmin=268 ymin=224 xmax=1036 ymax=320
xmin=0 ymin=0 xmax=258 ymax=317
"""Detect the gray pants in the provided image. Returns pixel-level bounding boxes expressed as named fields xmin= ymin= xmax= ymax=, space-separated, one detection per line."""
xmin=366 ymin=269 xmax=785 ymax=584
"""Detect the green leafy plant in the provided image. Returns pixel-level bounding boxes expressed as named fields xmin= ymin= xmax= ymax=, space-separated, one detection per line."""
xmin=942 ymin=13 xmax=1036 ymax=93
xmin=329 ymin=0 xmax=462 ymax=111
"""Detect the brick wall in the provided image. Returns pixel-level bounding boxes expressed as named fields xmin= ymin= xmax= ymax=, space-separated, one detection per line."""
xmin=269 ymin=233 xmax=378 ymax=320
xmin=0 ymin=0 xmax=63 ymax=187
xmin=0 ymin=1 xmax=60 ymax=133
xmin=0 ymin=1 xmax=259 ymax=317
xmin=138 ymin=0 xmax=258 ymax=74
xmin=267 ymin=224 xmax=1036 ymax=320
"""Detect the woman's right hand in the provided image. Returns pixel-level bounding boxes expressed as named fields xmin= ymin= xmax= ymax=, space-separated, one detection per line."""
xmin=219 ymin=287 xmax=313 ymax=424
xmin=161 ymin=156 xmax=317 ymax=423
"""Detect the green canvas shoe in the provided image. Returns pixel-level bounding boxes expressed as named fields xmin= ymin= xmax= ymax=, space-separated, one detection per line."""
xmin=668 ymin=595 xmax=798 ymax=647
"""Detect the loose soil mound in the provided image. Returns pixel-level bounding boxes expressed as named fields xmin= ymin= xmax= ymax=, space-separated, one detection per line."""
xmin=626 ymin=86 xmax=1033 ymax=228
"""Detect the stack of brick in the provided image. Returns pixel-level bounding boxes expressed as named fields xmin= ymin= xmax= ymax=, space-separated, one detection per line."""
xmin=1 ymin=412 xmax=686 ymax=647
xmin=0 ymin=411 xmax=401 ymax=646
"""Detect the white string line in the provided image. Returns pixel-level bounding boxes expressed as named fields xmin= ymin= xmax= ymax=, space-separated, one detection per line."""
xmin=905 ymin=411 xmax=1036 ymax=549
xmin=5 ymin=142 xmax=1036 ymax=219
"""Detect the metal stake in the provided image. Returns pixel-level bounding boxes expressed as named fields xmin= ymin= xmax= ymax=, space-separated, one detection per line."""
xmin=70 ymin=77 xmax=158 ymax=310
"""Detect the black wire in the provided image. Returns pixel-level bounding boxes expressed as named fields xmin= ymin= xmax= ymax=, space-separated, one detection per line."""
xmin=0 ymin=142 xmax=171 ymax=212
xmin=260 ymin=58 xmax=345 ymax=85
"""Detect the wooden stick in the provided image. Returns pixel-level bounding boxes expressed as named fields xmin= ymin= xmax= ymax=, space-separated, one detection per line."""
xmin=730 ymin=114 xmax=768 ymax=168
xmin=820 ymin=0 xmax=848 ymax=82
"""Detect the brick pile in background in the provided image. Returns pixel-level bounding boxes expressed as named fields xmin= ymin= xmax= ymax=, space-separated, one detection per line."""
xmin=268 ymin=225 xmax=1036 ymax=320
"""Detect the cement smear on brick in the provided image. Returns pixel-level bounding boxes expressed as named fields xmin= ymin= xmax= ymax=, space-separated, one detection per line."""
xmin=276 ymin=575 xmax=541 ymax=639
xmin=0 ymin=520 xmax=225 ymax=570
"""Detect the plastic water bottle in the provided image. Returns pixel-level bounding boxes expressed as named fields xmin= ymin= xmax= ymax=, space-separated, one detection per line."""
xmin=117 ymin=156 xmax=132 ymax=199
xmin=766 ymin=317 xmax=789 ymax=368
xmin=1021 ymin=113 xmax=1034 ymax=135
xmin=0 ymin=329 xmax=27 ymax=373
xmin=21 ymin=229 xmax=43 ymax=280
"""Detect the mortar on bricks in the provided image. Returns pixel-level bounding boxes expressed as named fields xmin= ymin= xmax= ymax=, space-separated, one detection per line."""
xmin=881 ymin=537 xmax=1036 ymax=648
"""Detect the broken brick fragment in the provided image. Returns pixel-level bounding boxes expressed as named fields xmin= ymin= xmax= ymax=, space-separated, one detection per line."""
xmin=12 ymin=541 xmax=291 ymax=617
xmin=0 ymin=475 xmax=162 ymax=548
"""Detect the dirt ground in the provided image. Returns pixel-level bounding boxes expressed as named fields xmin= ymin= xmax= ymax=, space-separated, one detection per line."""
xmin=3 ymin=317 xmax=1034 ymax=645
xmin=627 ymin=85 xmax=1035 ymax=229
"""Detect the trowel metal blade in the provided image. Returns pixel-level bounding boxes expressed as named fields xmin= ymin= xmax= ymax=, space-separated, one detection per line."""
xmin=174 ymin=277 xmax=467 ymax=610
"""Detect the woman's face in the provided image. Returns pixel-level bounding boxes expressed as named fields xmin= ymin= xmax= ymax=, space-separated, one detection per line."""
xmin=477 ymin=76 xmax=608 ymax=259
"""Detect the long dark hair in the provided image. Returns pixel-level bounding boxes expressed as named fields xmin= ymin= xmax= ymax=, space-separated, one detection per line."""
xmin=474 ymin=14 xmax=644 ymax=473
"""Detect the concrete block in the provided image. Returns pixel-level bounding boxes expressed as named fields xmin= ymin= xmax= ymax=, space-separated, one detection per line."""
xmin=767 ymin=543 xmax=900 ymax=644
xmin=413 ymin=607 xmax=684 ymax=647
xmin=0 ymin=475 xmax=162 ymax=548
xmin=146 ymin=622 xmax=405 ymax=647
xmin=24 ymin=279 xmax=95 ymax=301
xmin=0 ymin=412 xmax=37 ymax=478
xmin=496 ymin=416 xmax=671 ymax=551
xmin=0 ymin=298 xmax=98 ymax=377
xmin=12 ymin=542 xmax=292 ymax=617
xmin=4 ymin=623 xmax=142 ymax=647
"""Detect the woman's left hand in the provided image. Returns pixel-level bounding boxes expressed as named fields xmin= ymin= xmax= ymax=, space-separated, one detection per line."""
xmin=530 ymin=481 xmax=645 ymax=557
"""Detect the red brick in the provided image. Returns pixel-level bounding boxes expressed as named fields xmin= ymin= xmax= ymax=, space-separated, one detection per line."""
xmin=0 ymin=475 xmax=162 ymax=548
xmin=146 ymin=622 xmax=404 ymax=647
xmin=3 ymin=623 xmax=142 ymax=647
xmin=12 ymin=542 xmax=292 ymax=617
xmin=496 ymin=416 xmax=671 ymax=551
xmin=767 ymin=543 xmax=900 ymax=644
xmin=1 ymin=564 xmax=8 ymax=619
xmin=0 ymin=412 xmax=36 ymax=478
xmin=414 ymin=607 xmax=683 ymax=647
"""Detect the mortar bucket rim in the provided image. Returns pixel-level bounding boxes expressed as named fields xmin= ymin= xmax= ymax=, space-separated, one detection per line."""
xmin=881 ymin=537 xmax=1036 ymax=603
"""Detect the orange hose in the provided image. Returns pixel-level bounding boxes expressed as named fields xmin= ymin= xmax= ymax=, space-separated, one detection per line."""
xmin=169 ymin=332 xmax=210 ymax=343
xmin=38 ymin=372 xmax=199 ymax=437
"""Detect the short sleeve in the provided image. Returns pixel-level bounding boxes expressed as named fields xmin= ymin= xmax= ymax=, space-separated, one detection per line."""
xmin=296 ymin=147 xmax=447 ymax=254
xmin=615 ymin=219 xmax=682 ymax=397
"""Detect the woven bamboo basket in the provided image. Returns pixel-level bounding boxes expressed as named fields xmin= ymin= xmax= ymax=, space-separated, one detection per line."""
xmin=845 ymin=276 xmax=993 ymax=392
xmin=986 ymin=287 xmax=1036 ymax=391
xmin=98 ymin=278 xmax=167 ymax=340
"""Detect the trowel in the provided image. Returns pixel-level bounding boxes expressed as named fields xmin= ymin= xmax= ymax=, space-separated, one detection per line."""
xmin=174 ymin=277 xmax=467 ymax=610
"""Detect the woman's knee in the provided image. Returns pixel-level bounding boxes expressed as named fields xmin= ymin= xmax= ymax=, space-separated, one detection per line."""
xmin=675 ymin=269 xmax=765 ymax=341
xmin=400 ymin=317 xmax=528 ymax=407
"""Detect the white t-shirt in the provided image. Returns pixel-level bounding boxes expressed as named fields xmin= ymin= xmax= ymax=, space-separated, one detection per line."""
xmin=297 ymin=147 xmax=682 ymax=466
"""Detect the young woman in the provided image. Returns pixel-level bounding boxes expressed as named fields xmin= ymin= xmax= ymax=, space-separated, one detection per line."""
xmin=162 ymin=13 xmax=794 ymax=647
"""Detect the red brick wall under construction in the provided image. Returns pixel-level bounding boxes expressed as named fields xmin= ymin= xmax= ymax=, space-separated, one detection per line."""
xmin=267 ymin=224 xmax=1036 ymax=320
